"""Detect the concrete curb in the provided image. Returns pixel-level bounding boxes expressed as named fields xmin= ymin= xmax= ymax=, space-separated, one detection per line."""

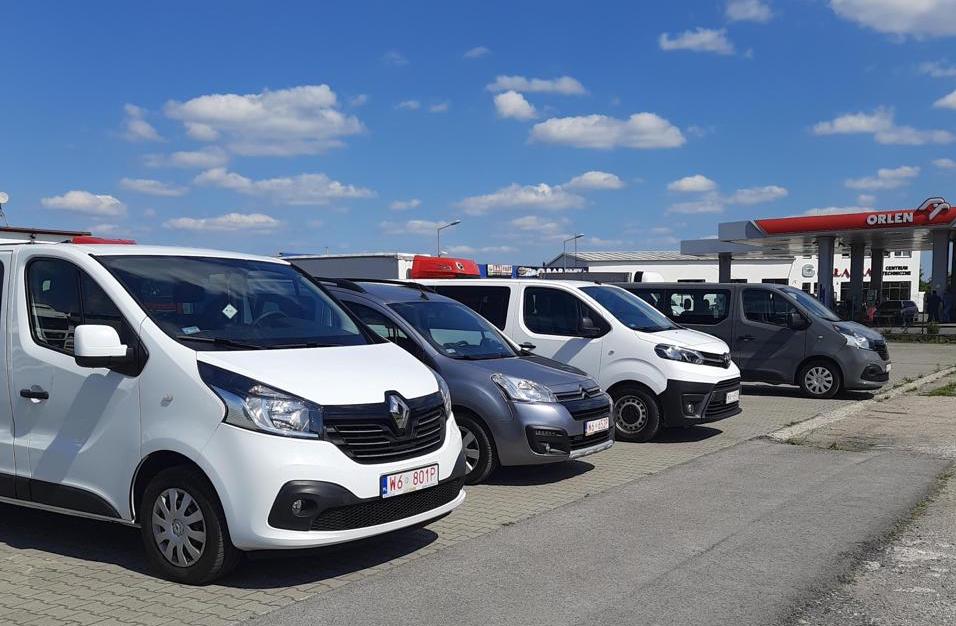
xmin=768 ymin=365 xmax=956 ymax=444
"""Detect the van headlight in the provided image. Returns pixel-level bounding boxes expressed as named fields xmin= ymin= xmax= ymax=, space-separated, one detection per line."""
xmin=655 ymin=344 xmax=705 ymax=365
xmin=199 ymin=363 xmax=322 ymax=439
xmin=492 ymin=373 xmax=558 ymax=403
xmin=435 ymin=371 xmax=453 ymax=416
xmin=834 ymin=324 xmax=873 ymax=351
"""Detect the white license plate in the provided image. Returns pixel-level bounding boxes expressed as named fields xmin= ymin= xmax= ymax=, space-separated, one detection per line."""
xmin=380 ymin=464 xmax=439 ymax=499
xmin=586 ymin=416 xmax=610 ymax=435
xmin=725 ymin=389 xmax=740 ymax=404
xmin=886 ymin=363 xmax=892 ymax=372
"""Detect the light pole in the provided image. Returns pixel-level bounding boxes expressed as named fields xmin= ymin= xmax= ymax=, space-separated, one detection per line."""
xmin=562 ymin=233 xmax=584 ymax=271
xmin=436 ymin=219 xmax=461 ymax=257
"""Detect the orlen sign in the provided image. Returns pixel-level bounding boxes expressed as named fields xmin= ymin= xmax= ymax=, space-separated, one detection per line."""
xmin=755 ymin=197 xmax=952 ymax=235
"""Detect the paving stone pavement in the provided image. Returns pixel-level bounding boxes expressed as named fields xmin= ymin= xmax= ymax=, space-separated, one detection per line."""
xmin=0 ymin=343 xmax=952 ymax=625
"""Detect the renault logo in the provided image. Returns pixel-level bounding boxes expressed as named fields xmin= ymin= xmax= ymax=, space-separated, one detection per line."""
xmin=388 ymin=394 xmax=411 ymax=432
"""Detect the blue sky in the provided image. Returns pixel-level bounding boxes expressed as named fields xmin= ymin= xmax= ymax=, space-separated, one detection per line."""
xmin=1 ymin=0 xmax=955 ymax=265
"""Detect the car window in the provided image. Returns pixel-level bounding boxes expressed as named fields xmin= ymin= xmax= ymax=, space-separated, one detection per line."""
xmin=344 ymin=301 xmax=409 ymax=342
xmin=27 ymin=258 xmax=136 ymax=354
xmin=742 ymin=289 xmax=797 ymax=327
xmin=630 ymin=289 xmax=664 ymax=309
xmin=432 ymin=285 xmax=510 ymax=330
xmin=390 ymin=300 xmax=516 ymax=360
xmin=523 ymin=287 xmax=607 ymax=337
xmin=581 ymin=286 xmax=675 ymax=332
xmin=666 ymin=290 xmax=730 ymax=325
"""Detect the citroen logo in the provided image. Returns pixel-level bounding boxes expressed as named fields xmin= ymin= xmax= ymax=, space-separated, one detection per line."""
xmin=388 ymin=394 xmax=411 ymax=432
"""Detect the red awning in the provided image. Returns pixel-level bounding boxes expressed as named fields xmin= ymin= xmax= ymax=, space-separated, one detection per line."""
xmin=410 ymin=255 xmax=479 ymax=279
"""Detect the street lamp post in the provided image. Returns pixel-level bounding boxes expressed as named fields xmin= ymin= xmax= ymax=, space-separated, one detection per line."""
xmin=436 ymin=220 xmax=461 ymax=257
xmin=562 ymin=233 xmax=584 ymax=271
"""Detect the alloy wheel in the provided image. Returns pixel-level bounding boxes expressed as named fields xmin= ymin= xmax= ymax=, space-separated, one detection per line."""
xmin=805 ymin=366 xmax=834 ymax=396
xmin=152 ymin=488 xmax=207 ymax=568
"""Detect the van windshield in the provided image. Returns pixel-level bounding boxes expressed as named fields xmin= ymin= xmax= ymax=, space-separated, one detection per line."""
xmin=782 ymin=287 xmax=840 ymax=322
xmin=581 ymin=286 xmax=678 ymax=332
xmin=390 ymin=300 xmax=517 ymax=360
xmin=98 ymin=255 xmax=370 ymax=350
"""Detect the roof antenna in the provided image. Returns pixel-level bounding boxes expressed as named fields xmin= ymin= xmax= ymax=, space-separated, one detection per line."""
xmin=0 ymin=192 xmax=8 ymax=227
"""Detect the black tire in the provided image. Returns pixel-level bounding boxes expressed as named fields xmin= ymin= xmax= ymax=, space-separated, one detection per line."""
xmin=798 ymin=360 xmax=842 ymax=399
xmin=140 ymin=466 xmax=241 ymax=585
xmin=457 ymin=412 xmax=497 ymax=484
xmin=611 ymin=384 xmax=661 ymax=442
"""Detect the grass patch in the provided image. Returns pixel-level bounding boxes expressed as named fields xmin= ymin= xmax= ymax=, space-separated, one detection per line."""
xmin=927 ymin=381 xmax=956 ymax=397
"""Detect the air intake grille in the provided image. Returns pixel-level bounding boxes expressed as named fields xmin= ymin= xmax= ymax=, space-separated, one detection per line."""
xmin=310 ymin=479 xmax=463 ymax=531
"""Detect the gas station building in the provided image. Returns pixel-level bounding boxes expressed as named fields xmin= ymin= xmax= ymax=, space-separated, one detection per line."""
xmin=681 ymin=197 xmax=955 ymax=312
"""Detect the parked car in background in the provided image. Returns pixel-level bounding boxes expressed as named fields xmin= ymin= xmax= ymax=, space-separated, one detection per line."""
xmin=321 ymin=279 xmax=613 ymax=484
xmin=873 ymin=300 xmax=918 ymax=326
xmin=620 ymin=282 xmax=891 ymax=399
xmin=0 ymin=240 xmax=465 ymax=584
xmin=423 ymin=279 xmax=742 ymax=442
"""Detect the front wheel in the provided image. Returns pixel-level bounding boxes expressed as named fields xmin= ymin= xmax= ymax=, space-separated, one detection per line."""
xmin=611 ymin=385 xmax=661 ymax=442
xmin=140 ymin=466 xmax=241 ymax=585
xmin=798 ymin=361 xmax=842 ymax=399
xmin=457 ymin=413 xmax=497 ymax=484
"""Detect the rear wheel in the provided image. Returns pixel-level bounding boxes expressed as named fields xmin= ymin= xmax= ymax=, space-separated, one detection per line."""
xmin=799 ymin=360 xmax=842 ymax=399
xmin=457 ymin=413 xmax=497 ymax=484
xmin=611 ymin=385 xmax=661 ymax=442
xmin=140 ymin=466 xmax=241 ymax=585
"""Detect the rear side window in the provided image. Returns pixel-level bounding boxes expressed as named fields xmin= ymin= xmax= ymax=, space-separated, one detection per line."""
xmin=27 ymin=259 xmax=135 ymax=354
xmin=433 ymin=285 xmax=510 ymax=330
xmin=523 ymin=287 xmax=606 ymax=337
xmin=742 ymin=289 xmax=796 ymax=327
xmin=344 ymin=301 xmax=409 ymax=342
xmin=667 ymin=290 xmax=730 ymax=325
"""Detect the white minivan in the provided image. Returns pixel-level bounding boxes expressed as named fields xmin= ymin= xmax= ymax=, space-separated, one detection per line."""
xmin=0 ymin=240 xmax=465 ymax=584
xmin=425 ymin=279 xmax=742 ymax=442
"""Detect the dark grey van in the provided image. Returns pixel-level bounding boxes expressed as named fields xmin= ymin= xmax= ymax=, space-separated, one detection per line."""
xmin=321 ymin=279 xmax=613 ymax=484
xmin=620 ymin=283 xmax=891 ymax=398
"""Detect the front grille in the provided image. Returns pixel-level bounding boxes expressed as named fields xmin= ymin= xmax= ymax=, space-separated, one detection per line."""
xmin=569 ymin=429 xmax=611 ymax=450
xmin=873 ymin=340 xmax=889 ymax=361
xmin=699 ymin=350 xmax=732 ymax=369
xmin=704 ymin=378 xmax=741 ymax=419
xmin=557 ymin=387 xmax=611 ymax=422
xmin=324 ymin=392 xmax=446 ymax=464
xmin=554 ymin=385 xmax=604 ymax=402
xmin=310 ymin=479 xmax=463 ymax=531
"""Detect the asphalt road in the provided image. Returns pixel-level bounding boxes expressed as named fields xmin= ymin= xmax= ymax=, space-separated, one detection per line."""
xmin=249 ymin=439 xmax=949 ymax=626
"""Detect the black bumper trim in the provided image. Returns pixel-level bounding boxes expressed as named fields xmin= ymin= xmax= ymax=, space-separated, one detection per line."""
xmin=660 ymin=378 xmax=742 ymax=427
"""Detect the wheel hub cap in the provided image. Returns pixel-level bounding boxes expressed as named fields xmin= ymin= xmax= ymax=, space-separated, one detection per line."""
xmin=806 ymin=367 xmax=834 ymax=395
xmin=460 ymin=426 xmax=480 ymax=472
xmin=152 ymin=488 xmax=207 ymax=568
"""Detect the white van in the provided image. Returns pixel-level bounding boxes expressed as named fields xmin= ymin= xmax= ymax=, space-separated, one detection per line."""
xmin=0 ymin=240 xmax=465 ymax=584
xmin=424 ymin=279 xmax=742 ymax=442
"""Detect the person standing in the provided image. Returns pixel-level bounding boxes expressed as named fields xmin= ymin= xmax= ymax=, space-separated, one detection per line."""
xmin=943 ymin=288 xmax=955 ymax=324
xmin=926 ymin=290 xmax=942 ymax=323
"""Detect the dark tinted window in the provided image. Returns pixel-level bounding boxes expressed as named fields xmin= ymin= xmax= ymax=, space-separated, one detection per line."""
xmin=581 ymin=286 xmax=675 ymax=331
xmin=742 ymin=289 xmax=797 ymax=327
xmin=523 ymin=287 xmax=606 ymax=337
xmin=391 ymin=300 xmax=515 ymax=359
xmin=343 ymin=301 xmax=423 ymax=360
xmin=666 ymin=290 xmax=730 ymax=325
xmin=631 ymin=289 xmax=664 ymax=309
xmin=27 ymin=259 xmax=135 ymax=354
xmin=433 ymin=285 xmax=510 ymax=330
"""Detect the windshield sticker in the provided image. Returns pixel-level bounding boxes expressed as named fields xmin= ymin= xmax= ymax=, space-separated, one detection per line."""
xmin=181 ymin=326 xmax=200 ymax=335
xmin=222 ymin=303 xmax=238 ymax=319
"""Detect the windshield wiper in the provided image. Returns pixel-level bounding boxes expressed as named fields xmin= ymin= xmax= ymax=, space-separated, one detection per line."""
xmin=175 ymin=335 xmax=265 ymax=350
xmin=455 ymin=353 xmax=511 ymax=360
xmin=270 ymin=341 xmax=338 ymax=349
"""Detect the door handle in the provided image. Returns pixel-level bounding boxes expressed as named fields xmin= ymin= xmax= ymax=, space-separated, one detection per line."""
xmin=20 ymin=387 xmax=49 ymax=401
xmin=739 ymin=335 xmax=756 ymax=342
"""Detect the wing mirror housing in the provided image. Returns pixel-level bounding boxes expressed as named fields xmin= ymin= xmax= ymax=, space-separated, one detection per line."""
xmin=788 ymin=311 xmax=810 ymax=330
xmin=518 ymin=341 xmax=536 ymax=355
xmin=74 ymin=325 xmax=131 ymax=369
xmin=580 ymin=316 xmax=604 ymax=338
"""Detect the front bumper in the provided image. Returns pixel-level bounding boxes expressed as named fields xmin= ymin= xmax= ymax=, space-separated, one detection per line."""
xmin=202 ymin=417 xmax=466 ymax=550
xmin=660 ymin=377 xmax=742 ymax=427
xmin=842 ymin=348 xmax=891 ymax=390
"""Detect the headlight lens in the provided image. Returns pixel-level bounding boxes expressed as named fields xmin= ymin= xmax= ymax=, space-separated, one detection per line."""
xmin=834 ymin=324 xmax=872 ymax=350
xmin=492 ymin=373 xmax=558 ymax=403
xmin=435 ymin=371 xmax=453 ymax=416
xmin=655 ymin=344 xmax=705 ymax=365
xmin=199 ymin=363 xmax=322 ymax=438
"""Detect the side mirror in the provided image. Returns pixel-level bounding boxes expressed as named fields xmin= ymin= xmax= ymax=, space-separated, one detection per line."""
xmin=788 ymin=312 xmax=809 ymax=330
xmin=74 ymin=325 xmax=130 ymax=369
xmin=580 ymin=317 xmax=604 ymax=338
xmin=518 ymin=341 xmax=536 ymax=354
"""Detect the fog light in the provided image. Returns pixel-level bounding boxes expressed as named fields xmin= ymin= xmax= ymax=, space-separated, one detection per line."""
xmin=291 ymin=499 xmax=304 ymax=515
xmin=685 ymin=402 xmax=696 ymax=414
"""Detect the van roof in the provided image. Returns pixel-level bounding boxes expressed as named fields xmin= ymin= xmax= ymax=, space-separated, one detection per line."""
xmin=417 ymin=278 xmax=599 ymax=288
xmin=9 ymin=242 xmax=287 ymax=265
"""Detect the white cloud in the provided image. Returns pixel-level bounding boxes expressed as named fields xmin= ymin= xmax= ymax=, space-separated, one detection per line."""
xmin=933 ymin=157 xmax=956 ymax=169
xmin=164 ymin=85 xmax=364 ymax=156
xmin=564 ymin=171 xmax=625 ymax=190
xmin=144 ymin=147 xmax=229 ymax=169
xmin=934 ymin=89 xmax=956 ymax=109
xmin=812 ymin=107 xmax=954 ymax=145
xmin=397 ymin=100 xmax=421 ymax=111
xmin=494 ymin=91 xmax=537 ymax=120
xmin=486 ymin=75 xmax=586 ymax=95
xmin=463 ymin=46 xmax=491 ymax=59
xmin=447 ymin=244 xmax=516 ymax=256
xmin=119 ymin=178 xmax=187 ymax=197
xmin=803 ymin=206 xmax=872 ymax=216
xmin=194 ymin=168 xmax=375 ymax=205
xmin=659 ymin=28 xmax=735 ymax=55
xmin=349 ymin=94 xmax=369 ymax=107
xmin=530 ymin=113 xmax=685 ymax=149
xmin=379 ymin=219 xmax=444 ymax=235
xmin=919 ymin=61 xmax=956 ymax=78
xmin=667 ymin=195 xmax=725 ymax=214
xmin=164 ymin=212 xmax=280 ymax=232
xmin=727 ymin=185 xmax=788 ymax=205
xmin=509 ymin=215 xmax=571 ymax=238
xmin=389 ymin=198 xmax=422 ymax=211
xmin=122 ymin=104 xmax=163 ymax=142
xmin=830 ymin=0 xmax=956 ymax=38
xmin=857 ymin=193 xmax=876 ymax=205
xmin=457 ymin=183 xmax=584 ymax=215
xmin=726 ymin=0 xmax=773 ymax=22
xmin=87 ymin=223 xmax=131 ymax=237
xmin=584 ymin=236 xmax=626 ymax=247
xmin=429 ymin=102 xmax=450 ymax=113
xmin=383 ymin=50 xmax=409 ymax=66
xmin=667 ymin=174 xmax=717 ymax=193
xmin=844 ymin=165 xmax=920 ymax=190
xmin=41 ymin=191 xmax=126 ymax=217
